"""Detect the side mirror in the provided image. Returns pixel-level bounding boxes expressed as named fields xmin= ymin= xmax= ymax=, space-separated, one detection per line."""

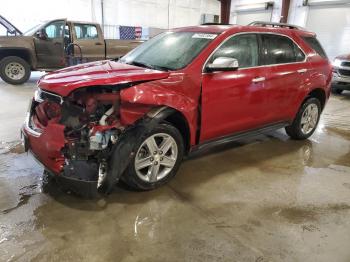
xmin=36 ymin=29 xmax=48 ymax=40
xmin=205 ymin=57 xmax=239 ymax=72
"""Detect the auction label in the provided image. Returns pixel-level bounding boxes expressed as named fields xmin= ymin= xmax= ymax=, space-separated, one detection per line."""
xmin=192 ymin=33 xmax=217 ymax=39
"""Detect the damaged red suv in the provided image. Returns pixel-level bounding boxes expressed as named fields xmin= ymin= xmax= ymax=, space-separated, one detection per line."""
xmin=22 ymin=22 xmax=332 ymax=195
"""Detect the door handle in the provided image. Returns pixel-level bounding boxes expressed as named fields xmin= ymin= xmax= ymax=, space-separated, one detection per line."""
xmin=54 ymin=42 xmax=61 ymax=45
xmin=297 ymin=68 xmax=307 ymax=73
xmin=95 ymin=42 xmax=103 ymax=46
xmin=252 ymin=77 xmax=266 ymax=83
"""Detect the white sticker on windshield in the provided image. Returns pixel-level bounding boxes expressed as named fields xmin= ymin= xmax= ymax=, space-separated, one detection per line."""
xmin=192 ymin=33 xmax=217 ymax=39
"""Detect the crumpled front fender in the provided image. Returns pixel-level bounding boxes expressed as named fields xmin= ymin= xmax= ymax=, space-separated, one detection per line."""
xmin=120 ymin=82 xmax=198 ymax=145
xmin=100 ymin=107 xmax=177 ymax=194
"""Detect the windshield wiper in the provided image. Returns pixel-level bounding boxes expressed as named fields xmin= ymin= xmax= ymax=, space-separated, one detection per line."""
xmin=152 ymin=65 xmax=173 ymax=71
xmin=127 ymin=61 xmax=156 ymax=70
xmin=127 ymin=61 xmax=172 ymax=72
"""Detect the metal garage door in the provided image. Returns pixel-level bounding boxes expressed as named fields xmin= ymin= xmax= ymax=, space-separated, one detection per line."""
xmin=236 ymin=10 xmax=272 ymax=25
xmin=306 ymin=5 xmax=350 ymax=60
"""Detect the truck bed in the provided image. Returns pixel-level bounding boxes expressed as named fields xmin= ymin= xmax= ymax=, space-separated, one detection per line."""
xmin=105 ymin=39 xmax=143 ymax=59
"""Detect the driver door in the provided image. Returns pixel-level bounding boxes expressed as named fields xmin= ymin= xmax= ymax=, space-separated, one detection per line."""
xmin=200 ymin=33 xmax=270 ymax=142
xmin=34 ymin=20 xmax=66 ymax=69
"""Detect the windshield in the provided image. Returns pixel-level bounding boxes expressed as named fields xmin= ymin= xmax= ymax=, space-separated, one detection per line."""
xmin=24 ymin=23 xmax=45 ymax=36
xmin=120 ymin=31 xmax=218 ymax=71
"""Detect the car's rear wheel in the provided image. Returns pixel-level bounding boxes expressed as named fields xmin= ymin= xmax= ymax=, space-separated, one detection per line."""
xmin=122 ymin=123 xmax=184 ymax=190
xmin=0 ymin=56 xmax=31 ymax=85
xmin=285 ymin=97 xmax=321 ymax=140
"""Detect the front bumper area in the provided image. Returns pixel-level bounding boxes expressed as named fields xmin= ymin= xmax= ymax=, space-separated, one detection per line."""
xmin=22 ymin=113 xmax=66 ymax=174
xmin=22 ymin=106 xmax=100 ymax=196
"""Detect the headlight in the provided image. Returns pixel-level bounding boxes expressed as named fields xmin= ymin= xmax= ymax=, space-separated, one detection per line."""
xmin=332 ymin=59 xmax=341 ymax=67
xmin=34 ymin=88 xmax=43 ymax=103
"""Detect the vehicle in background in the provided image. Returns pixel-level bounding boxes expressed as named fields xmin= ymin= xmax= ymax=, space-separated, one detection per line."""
xmin=332 ymin=54 xmax=350 ymax=94
xmin=0 ymin=15 xmax=142 ymax=84
xmin=22 ymin=22 xmax=332 ymax=197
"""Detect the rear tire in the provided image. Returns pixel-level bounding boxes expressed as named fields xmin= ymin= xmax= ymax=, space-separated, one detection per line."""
xmin=122 ymin=123 xmax=184 ymax=191
xmin=0 ymin=56 xmax=31 ymax=85
xmin=285 ymin=97 xmax=321 ymax=140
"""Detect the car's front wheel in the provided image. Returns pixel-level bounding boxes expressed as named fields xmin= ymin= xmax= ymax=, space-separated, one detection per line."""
xmin=285 ymin=97 xmax=321 ymax=140
xmin=122 ymin=123 xmax=184 ymax=190
xmin=0 ymin=56 xmax=31 ymax=85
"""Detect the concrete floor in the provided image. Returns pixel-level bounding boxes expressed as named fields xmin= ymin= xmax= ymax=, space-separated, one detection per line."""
xmin=0 ymin=75 xmax=349 ymax=262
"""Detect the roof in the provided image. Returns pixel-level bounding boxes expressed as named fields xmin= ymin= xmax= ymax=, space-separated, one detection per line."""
xmin=172 ymin=23 xmax=315 ymax=37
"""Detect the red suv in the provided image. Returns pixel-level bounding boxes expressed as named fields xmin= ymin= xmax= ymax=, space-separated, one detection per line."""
xmin=22 ymin=22 xmax=332 ymax=195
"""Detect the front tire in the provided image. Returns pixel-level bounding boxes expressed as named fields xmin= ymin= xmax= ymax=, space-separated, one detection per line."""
xmin=0 ymin=56 xmax=31 ymax=85
xmin=285 ymin=97 xmax=321 ymax=140
xmin=122 ymin=123 xmax=184 ymax=190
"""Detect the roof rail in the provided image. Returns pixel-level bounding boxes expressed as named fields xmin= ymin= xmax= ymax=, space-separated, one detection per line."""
xmin=249 ymin=21 xmax=304 ymax=30
xmin=201 ymin=23 xmax=232 ymax=26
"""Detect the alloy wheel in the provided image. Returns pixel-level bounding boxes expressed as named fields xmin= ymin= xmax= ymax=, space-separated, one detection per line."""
xmin=134 ymin=133 xmax=178 ymax=183
xmin=300 ymin=103 xmax=319 ymax=135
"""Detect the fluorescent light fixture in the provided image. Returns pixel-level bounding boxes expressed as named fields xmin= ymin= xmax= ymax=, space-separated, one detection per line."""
xmin=304 ymin=0 xmax=350 ymax=5
xmin=235 ymin=2 xmax=274 ymax=12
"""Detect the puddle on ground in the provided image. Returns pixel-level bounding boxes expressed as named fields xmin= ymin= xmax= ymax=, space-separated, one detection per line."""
xmin=0 ymin=141 xmax=25 ymax=155
xmin=260 ymin=204 xmax=350 ymax=224
xmin=2 ymin=184 xmax=39 ymax=214
xmin=326 ymin=127 xmax=350 ymax=140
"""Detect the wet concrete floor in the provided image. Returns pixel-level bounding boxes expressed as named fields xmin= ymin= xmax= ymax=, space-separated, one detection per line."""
xmin=0 ymin=76 xmax=349 ymax=261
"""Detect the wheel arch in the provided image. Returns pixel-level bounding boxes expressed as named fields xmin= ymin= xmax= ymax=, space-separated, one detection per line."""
xmin=306 ymin=88 xmax=326 ymax=110
xmin=147 ymin=106 xmax=191 ymax=154
xmin=0 ymin=48 xmax=33 ymax=67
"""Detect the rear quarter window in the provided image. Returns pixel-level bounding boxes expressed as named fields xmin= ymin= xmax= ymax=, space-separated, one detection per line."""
xmin=302 ymin=36 xmax=327 ymax=59
xmin=261 ymin=34 xmax=305 ymax=65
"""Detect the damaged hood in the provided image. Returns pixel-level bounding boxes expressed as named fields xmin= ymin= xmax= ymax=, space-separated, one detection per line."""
xmin=38 ymin=60 xmax=170 ymax=96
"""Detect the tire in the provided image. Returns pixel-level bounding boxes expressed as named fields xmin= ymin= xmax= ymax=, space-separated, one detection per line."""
xmin=0 ymin=56 xmax=31 ymax=85
xmin=285 ymin=97 xmax=321 ymax=140
xmin=122 ymin=123 xmax=184 ymax=190
xmin=331 ymin=88 xmax=343 ymax=95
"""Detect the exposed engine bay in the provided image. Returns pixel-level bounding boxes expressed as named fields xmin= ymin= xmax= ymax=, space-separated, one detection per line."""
xmin=30 ymin=86 xmax=127 ymax=191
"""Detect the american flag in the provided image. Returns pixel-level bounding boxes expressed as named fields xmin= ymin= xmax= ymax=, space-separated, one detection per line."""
xmin=119 ymin=26 xmax=142 ymax=40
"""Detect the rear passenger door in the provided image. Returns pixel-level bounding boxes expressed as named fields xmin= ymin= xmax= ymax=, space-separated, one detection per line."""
xmin=260 ymin=34 xmax=309 ymax=123
xmin=72 ymin=23 xmax=105 ymax=62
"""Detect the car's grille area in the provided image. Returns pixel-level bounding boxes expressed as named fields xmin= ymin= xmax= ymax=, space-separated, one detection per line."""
xmin=338 ymin=69 xmax=350 ymax=77
xmin=341 ymin=61 xmax=350 ymax=67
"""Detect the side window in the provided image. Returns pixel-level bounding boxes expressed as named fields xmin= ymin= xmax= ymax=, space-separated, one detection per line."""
xmin=295 ymin=45 xmax=305 ymax=62
xmin=302 ymin=36 xmax=327 ymax=59
xmin=74 ymin=24 xmax=98 ymax=40
xmin=210 ymin=34 xmax=259 ymax=68
xmin=262 ymin=35 xmax=305 ymax=65
xmin=44 ymin=21 xmax=65 ymax=39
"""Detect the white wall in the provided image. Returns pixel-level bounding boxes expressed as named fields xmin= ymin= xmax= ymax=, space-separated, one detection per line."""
xmin=228 ymin=0 xmax=324 ymax=27
xmin=230 ymin=0 xmax=283 ymax=24
xmin=1 ymin=0 xmax=220 ymax=33
xmin=1 ymin=0 xmax=99 ymax=33
xmin=288 ymin=0 xmax=309 ymax=26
